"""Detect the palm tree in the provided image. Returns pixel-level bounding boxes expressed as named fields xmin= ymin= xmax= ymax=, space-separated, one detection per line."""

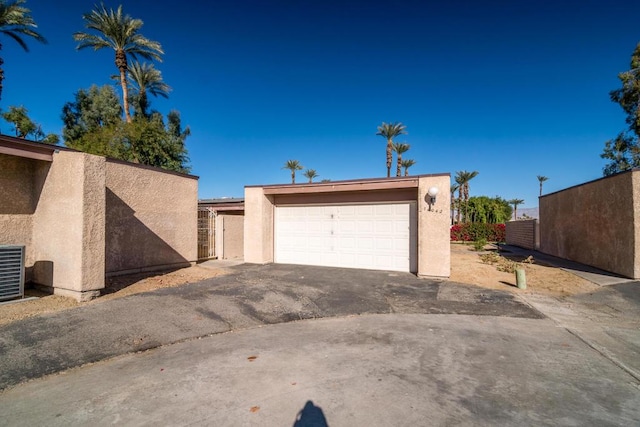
xmin=537 ymin=175 xmax=548 ymax=197
xmin=0 ymin=0 xmax=46 ymax=101
xmin=283 ymin=160 xmax=303 ymax=184
xmin=127 ymin=61 xmax=171 ymax=117
xmin=376 ymin=122 xmax=407 ymax=177
xmin=74 ymin=4 xmax=163 ymax=123
xmin=450 ymin=183 xmax=459 ymax=225
xmin=392 ymin=142 xmax=410 ymax=177
xmin=401 ymin=159 xmax=416 ymax=176
xmin=508 ymin=198 xmax=525 ymax=220
xmin=454 ymin=170 xmax=479 ymax=223
xmin=303 ymin=169 xmax=318 ymax=183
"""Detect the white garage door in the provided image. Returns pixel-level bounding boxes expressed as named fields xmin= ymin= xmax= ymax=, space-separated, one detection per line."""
xmin=275 ymin=203 xmax=417 ymax=272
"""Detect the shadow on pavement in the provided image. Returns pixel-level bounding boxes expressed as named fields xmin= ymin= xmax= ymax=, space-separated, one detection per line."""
xmin=293 ymin=400 xmax=330 ymax=427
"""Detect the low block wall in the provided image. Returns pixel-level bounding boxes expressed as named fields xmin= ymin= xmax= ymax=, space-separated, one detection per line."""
xmin=506 ymin=220 xmax=538 ymax=250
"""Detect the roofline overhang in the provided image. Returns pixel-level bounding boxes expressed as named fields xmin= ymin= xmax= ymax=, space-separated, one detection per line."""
xmin=201 ymin=205 xmax=245 ymax=212
xmin=0 ymin=134 xmax=57 ymax=162
xmin=247 ymin=173 xmax=450 ymax=195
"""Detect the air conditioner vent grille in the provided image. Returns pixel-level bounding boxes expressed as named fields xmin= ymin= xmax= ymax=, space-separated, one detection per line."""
xmin=0 ymin=246 xmax=25 ymax=301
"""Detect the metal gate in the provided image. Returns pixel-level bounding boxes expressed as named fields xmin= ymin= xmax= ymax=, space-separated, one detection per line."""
xmin=197 ymin=208 xmax=215 ymax=260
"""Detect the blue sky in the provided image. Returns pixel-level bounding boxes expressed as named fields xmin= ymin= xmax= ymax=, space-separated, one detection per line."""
xmin=2 ymin=1 xmax=639 ymax=207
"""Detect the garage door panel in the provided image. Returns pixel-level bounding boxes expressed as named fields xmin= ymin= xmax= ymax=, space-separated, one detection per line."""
xmin=337 ymin=220 xmax=357 ymax=233
xmin=275 ymin=202 xmax=416 ymax=272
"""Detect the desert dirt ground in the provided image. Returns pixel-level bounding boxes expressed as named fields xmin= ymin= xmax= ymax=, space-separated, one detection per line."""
xmin=0 ymin=244 xmax=599 ymax=327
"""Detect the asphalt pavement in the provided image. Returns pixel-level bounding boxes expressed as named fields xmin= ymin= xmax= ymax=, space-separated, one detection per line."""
xmin=0 ymin=263 xmax=540 ymax=391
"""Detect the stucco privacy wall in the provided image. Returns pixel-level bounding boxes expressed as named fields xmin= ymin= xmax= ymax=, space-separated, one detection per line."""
xmin=506 ymin=220 xmax=539 ymax=250
xmin=219 ymin=212 xmax=244 ymax=260
xmin=539 ymin=169 xmax=639 ymax=278
xmin=2 ymin=136 xmax=199 ymax=301
xmin=105 ymin=160 xmax=198 ymax=275
xmin=418 ymin=175 xmax=451 ymax=277
xmin=0 ymin=153 xmax=42 ymax=273
xmin=244 ymin=175 xmax=451 ymax=278
xmin=32 ymin=152 xmax=106 ymax=300
xmin=244 ymin=187 xmax=274 ymax=264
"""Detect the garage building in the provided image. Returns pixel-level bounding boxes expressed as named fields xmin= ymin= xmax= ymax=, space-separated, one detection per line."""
xmin=244 ymin=175 xmax=450 ymax=278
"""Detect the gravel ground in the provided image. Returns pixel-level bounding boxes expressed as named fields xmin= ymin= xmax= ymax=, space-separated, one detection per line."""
xmin=0 ymin=264 xmax=228 ymax=326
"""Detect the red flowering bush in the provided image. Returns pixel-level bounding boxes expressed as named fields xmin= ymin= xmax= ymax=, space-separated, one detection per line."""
xmin=450 ymin=223 xmax=505 ymax=242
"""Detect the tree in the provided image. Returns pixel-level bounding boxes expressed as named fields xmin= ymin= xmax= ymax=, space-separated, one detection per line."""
xmin=126 ymin=61 xmax=171 ymax=117
xmin=466 ymin=196 xmax=512 ymax=224
xmin=62 ymin=84 xmax=122 ymax=143
xmin=601 ymin=42 xmax=640 ymax=175
xmin=537 ymin=175 xmax=548 ymax=197
xmin=601 ymin=133 xmax=640 ymax=176
xmin=454 ymin=170 xmax=479 ymax=223
xmin=376 ymin=122 xmax=406 ymax=177
xmin=303 ymin=169 xmax=318 ymax=183
xmin=450 ymin=183 xmax=459 ymax=225
xmin=282 ymin=159 xmax=303 ymax=184
xmin=0 ymin=0 xmax=46 ymax=101
xmin=508 ymin=198 xmax=524 ymax=220
xmin=392 ymin=142 xmax=410 ymax=177
xmin=2 ymin=105 xmax=58 ymax=143
xmin=401 ymin=159 xmax=415 ymax=176
xmin=73 ymin=4 xmax=163 ymax=123
xmin=2 ymin=104 xmax=34 ymax=136
xmin=62 ymin=85 xmax=190 ymax=172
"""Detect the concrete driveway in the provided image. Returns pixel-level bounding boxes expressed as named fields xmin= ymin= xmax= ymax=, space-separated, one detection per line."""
xmin=1 ymin=263 xmax=639 ymax=425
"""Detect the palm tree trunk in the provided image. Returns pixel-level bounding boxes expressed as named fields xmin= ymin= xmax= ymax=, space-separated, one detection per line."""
xmin=404 ymin=168 xmax=409 ymax=176
xmin=463 ymin=184 xmax=469 ymax=223
xmin=139 ymin=89 xmax=148 ymax=117
xmin=396 ymin=153 xmax=402 ymax=177
xmin=386 ymin=140 xmax=392 ymax=177
xmin=115 ymin=49 xmax=132 ymax=123
xmin=450 ymin=195 xmax=455 ymax=225
xmin=291 ymin=170 xmax=295 ymax=184
xmin=539 ymin=183 xmax=543 ymax=197
xmin=456 ymin=188 xmax=463 ymax=223
xmin=119 ymin=67 xmax=132 ymax=123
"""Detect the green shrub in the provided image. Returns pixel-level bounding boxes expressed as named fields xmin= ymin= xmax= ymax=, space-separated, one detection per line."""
xmin=472 ymin=238 xmax=488 ymax=251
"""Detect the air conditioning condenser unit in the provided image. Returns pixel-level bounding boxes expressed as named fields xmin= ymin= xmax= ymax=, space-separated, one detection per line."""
xmin=0 ymin=245 xmax=25 ymax=301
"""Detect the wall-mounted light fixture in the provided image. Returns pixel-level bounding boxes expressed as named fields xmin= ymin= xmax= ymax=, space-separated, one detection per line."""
xmin=427 ymin=186 xmax=439 ymax=211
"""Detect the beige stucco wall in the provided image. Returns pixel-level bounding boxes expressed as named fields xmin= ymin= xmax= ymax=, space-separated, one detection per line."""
xmin=0 ymin=153 xmax=45 ymax=272
xmin=0 ymin=153 xmax=40 ymax=214
xmin=2 ymin=147 xmax=198 ymax=301
xmin=31 ymin=151 xmax=106 ymax=300
xmin=243 ymin=187 xmax=274 ymax=264
xmin=105 ymin=160 xmax=198 ymax=275
xmin=220 ymin=213 xmax=244 ymax=259
xmin=243 ymin=175 xmax=451 ymax=278
xmin=540 ymin=170 xmax=638 ymax=278
xmin=417 ymin=175 xmax=451 ymax=278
